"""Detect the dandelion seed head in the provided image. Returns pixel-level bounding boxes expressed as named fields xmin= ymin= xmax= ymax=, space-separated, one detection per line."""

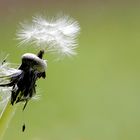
xmin=17 ymin=15 xmax=80 ymax=56
xmin=0 ymin=57 xmax=21 ymax=116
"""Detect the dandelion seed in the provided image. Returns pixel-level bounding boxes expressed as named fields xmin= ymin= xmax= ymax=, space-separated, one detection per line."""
xmin=17 ymin=15 xmax=80 ymax=56
xmin=22 ymin=123 xmax=26 ymax=132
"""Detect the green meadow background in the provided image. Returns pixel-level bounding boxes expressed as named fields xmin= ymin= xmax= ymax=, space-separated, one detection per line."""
xmin=1 ymin=0 xmax=140 ymax=140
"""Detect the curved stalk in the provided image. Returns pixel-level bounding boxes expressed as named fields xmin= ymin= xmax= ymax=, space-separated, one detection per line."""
xmin=0 ymin=101 xmax=16 ymax=139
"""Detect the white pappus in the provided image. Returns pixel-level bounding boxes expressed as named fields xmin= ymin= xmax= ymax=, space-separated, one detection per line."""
xmin=17 ymin=15 xmax=80 ymax=56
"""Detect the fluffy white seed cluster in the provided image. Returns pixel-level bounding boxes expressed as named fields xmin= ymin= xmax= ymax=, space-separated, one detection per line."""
xmin=0 ymin=61 xmax=21 ymax=117
xmin=0 ymin=61 xmax=21 ymax=85
xmin=17 ymin=15 xmax=80 ymax=56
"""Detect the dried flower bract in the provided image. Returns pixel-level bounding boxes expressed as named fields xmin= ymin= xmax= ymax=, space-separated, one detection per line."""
xmin=0 ymin=50 xmax=47 ymax=110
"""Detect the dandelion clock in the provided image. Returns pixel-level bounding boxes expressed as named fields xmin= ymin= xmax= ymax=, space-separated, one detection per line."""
xmin=0 ymin=14 xmax=80 ymax=136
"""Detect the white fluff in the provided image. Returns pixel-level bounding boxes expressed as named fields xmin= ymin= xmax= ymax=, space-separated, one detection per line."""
xmin=17 ymin=15 xmax=80 ymax=56
xmin=0 ymin=60 xmax=21 ymax=117
xmin=0 ymin=87 xmax=11 ymax=117
xmin=0 ymin=61 xmax=21 ymax=85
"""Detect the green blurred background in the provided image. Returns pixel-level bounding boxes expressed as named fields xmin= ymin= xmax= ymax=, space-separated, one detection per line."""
xmin=1 ymin=0 xmax=140 ymax=140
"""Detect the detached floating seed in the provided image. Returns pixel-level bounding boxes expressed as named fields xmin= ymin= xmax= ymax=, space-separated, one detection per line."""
xmin=22 ymin=123 xmax=26 ymax=132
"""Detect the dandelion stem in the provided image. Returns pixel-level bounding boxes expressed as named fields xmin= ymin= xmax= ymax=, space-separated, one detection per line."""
xmin=0 ymin=101 xmax=16 ymax=139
